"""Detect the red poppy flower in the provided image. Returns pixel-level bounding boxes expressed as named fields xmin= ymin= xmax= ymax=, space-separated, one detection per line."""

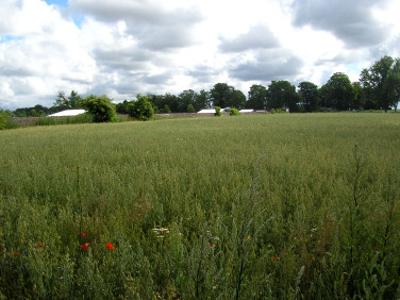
xmin=105 ymin=242 xmax=114 ymax=250
xmin=80 ymin=242 xmax=90 ymax=252
xmin=79 ymin=231 xmax=88 ymax=238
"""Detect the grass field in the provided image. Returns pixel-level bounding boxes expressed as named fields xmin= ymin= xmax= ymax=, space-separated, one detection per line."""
xmin=0 ymin=113 xmax=399 ymax=299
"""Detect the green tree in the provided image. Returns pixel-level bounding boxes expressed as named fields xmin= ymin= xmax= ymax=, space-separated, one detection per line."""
xmin=54 ymin=90 xmax=83 ymax=111
xmin=129 ymin=96 xmax=154 ymax=121
xmin=161 ymin=104 xmax=171 ymax=113
xmin=179 ymin=90 xmax=196 ymax=112
xmin=186 ymin=104 xmax=195 ymax=113
xmin=360 ymin=55 xmax=400 ymax=111
xmin=247 ymin=84 xmax=267 ymax=110
xmin=352 ymin=82 xmax=365 ymax=110
xmin=84 ymin=95 xmax=116 ymax=122
xmin=210 ymin=83 xmax=234 ymax=108
xmin=320 ymin=72 xmax=354 ymax=111
xmin=116 ymin=100 xmax=131 ymax=114
xmin=298 ymin=81 xmax=319 ymax=112
xmin=231 ymin=90 xmax=246 ymax=109
xmin=268 ymin=81 xmax=298 ymax=112
xmin=193 ymin=90 xmax=210 ymax=110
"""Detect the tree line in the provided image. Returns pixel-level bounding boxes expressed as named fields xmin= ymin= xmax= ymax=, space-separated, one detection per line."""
xmin=3 ymin=55 xmax=400 ymax=118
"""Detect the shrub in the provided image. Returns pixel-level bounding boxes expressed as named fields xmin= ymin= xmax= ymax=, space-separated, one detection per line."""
xmin=229 ymin=108 xmax=240 ymax=116
xmin=0 ymin=111 xmax=18 ymax=130
xmin=84 ymin=96 xmax=117 ymax=122
xmin=186 ymin=104 xmax=195 ymax=113
xmin=129 ymin=96 xmax=154 ymax=121
xmin=161 ymin=104 xmax=171 ymax=114
xmin=214 ymin=106 xmax=222 ymax=117
xmin=271 ymin=108 xmax=288 ymax=114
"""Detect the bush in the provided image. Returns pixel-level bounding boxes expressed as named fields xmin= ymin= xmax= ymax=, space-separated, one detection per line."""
xmin=271 ymin=108 xmax=288 ymax=114
xmin=84 ymin=96 xmax=117 ymax=123
xmin=128 ymin=96 xmax=154 ymax=121
xmin=229 ymin=108 xmax=240 ymax=116
xmin=186 ymin=104 xmax=195 ymax=113
xmin=161 ymin=104 xmax=171 ymax=114
xmin=0 ymin=111 xmax=18 ymax=130
xmin=214 ymin=106 xmax=222 ymax=117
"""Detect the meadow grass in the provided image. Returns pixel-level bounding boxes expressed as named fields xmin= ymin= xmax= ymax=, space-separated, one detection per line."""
xmin=0 ymin=113 xmax=399 ymax=299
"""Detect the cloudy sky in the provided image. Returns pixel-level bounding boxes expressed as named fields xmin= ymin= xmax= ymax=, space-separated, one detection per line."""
xmin=0 ymin=0 xmax=399 ymax=108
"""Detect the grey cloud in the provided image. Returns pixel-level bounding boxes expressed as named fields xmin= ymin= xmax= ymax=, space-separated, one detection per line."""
xmin=230 ymin=51 xmax=302 ymax=81
xmin=71 ymin=0 xmax=203 ymax=50
xmin=187 ymin=65 xmax=218 ymax=82
xmin=94 ymin=47 xmax=151 ymax=71
xmin=0 ymin=65 xmax=35 ymax=77
xmin=220 ymin=25 xmax=279 ymax=52
xmin=143 ymin=72 xmax=172 ymax=85
xmin=292 ymin=0 xmax=390 ymax=47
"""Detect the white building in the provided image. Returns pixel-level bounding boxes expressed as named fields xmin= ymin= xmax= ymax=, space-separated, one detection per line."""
xmin=48 ymin=109 xmax=86 ymax=117
xmin=197 ymin=108 xmax=225 ymax=114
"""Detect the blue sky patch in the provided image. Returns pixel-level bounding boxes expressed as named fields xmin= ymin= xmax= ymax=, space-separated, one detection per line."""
xmin=45 ymin=0 xmax=68 ymax=6
xmin=0 ymin=35 xmax=24 ymax=43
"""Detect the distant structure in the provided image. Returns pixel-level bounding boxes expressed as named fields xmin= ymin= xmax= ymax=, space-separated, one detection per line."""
xmin=197 ymin=108 xmax=225 ymax=114
xmin=239 ymin=109 xmax=254 ymax=113
xmin=48 ymin=109 xmax=86 ymax=117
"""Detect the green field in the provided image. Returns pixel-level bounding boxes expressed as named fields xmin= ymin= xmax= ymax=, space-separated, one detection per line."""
xmin=0 ymin=113 xmax=399 ymax=299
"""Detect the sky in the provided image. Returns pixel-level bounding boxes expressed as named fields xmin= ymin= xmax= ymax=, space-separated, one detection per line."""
xmin=0 ymin=0 xmax=399 ymax=108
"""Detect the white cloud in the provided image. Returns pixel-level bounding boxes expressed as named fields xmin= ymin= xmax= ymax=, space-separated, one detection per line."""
xmin=0 ymin=0 xmax=399 ymax=108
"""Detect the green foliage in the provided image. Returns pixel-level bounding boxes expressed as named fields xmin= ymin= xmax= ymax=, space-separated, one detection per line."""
xmin=161 ymin=104 xmax=171 ymax=113
xmin=210 ymin=83 xmax=246 ymax=109
xmin=360 ymin=56 xmax=400 ymax=111
xmin=34 ymin=114 xmax=93 ymax=126
xmin=186 ymin=104 xmax=195 ymax=113
xmin=0 ymin=111 xmax=18 ymax=130
xmin=54 ymin=91 xmax=84 ymax=111
xmin=129 ymin=96 xmax=154 ymax=121
xmin=214 ymin=106 xmax=221 ymax=116
xmin=268 ymin=81 xmax=299 ymax=112
xmin=0 ymin=114 xmax=400 ymax=298
xmin=320 ymin=72 xmax=355 ymax=110
xmin=229 ymin=107 xmax=240 ymax=116
xmin=247 ymin=84 xmax=267 ymax=110
xmin=84 ymin=95 xmax=117 ymax=123
xmin=298 ymin=81 xmax=320 ymax=112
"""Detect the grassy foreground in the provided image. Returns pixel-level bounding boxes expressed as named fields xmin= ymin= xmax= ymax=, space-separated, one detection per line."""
xmin=0 ymin=113 xmax=399 ymax=299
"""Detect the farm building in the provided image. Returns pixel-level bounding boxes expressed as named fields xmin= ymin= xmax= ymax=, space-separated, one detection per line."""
xmin=197 ymin=108 xmax=224 ymax=114
xmin=48 ymin=109 xmax=86 ymax=117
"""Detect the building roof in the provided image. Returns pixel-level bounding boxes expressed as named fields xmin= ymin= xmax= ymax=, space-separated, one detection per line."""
xmin=48 ymin=109 xmax=86 ymax=117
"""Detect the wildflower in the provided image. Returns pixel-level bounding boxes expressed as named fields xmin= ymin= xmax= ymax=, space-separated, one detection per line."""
xmin=271 ymin=255 xmax=280 ymax=262
xmin=152 ymin=227 xmax=170 ymax=238
xmin=79 ymin=231 xmax=88 ymax=238
xmin=34 ymin=242 xmax=45 ymax=249
xmin=10 ymin=251 xmax=21 ymax=257
xmin=80 ymin=242 xmax=90 ymax=252
xmin=105 ymin=242 xmax=114 ymax=251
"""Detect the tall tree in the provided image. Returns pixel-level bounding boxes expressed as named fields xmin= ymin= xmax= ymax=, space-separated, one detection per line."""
xmin=320 ymin=72 xmax=354 ymax=111
xmin=247 ymin=84 xmax=267 ymax=110
xmin=179 ymin=90 xmax=196 ymax=112
xmin=231 ymin=90 xmax=246 ymax=108
xmin=193 ymin=90 xmax=210 ymax=110
xmin=53 ymin=90 xmax=83 ymax=110
xmin=360 ymin=55 xmax=399 ymax=111
xmin=268 ymin=81 xmax=298 ymax=112
xmin=298 ymin=81 xmax=319 ymax=112
xmin=210 ymin=83 xmax=235 ymax=108
xmin=351 ymin=82 xmax=365 ymax=110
